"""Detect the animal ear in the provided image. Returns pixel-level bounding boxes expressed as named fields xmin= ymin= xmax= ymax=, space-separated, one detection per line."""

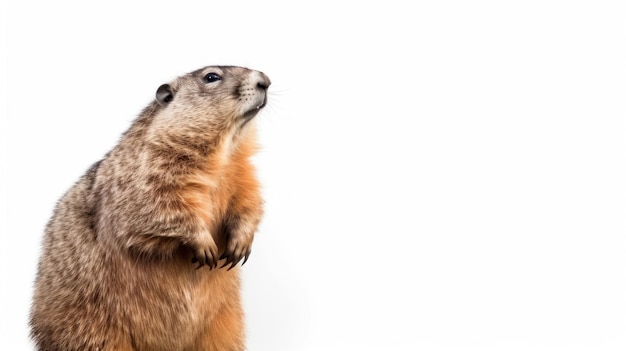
xmin=156 ymin=83 xmax=175 ymax=106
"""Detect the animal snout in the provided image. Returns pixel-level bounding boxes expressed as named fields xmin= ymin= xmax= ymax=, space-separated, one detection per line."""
xmin=255 ymin=72 xmax=271 ymax=90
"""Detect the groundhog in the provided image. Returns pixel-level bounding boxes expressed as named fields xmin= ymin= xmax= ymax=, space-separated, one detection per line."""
xmin=29 ymin=65 xmax=270 ymax=351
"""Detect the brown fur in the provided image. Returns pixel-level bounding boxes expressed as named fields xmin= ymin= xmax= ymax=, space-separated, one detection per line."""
xmin=30 ymin=66 xmax=270 ymax=350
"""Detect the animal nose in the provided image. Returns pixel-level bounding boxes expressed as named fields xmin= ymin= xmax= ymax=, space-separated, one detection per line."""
xmin=256 ymin=72 xmax=271 ymax=90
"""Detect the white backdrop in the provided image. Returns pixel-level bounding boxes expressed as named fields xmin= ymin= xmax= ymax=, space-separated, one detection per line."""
xmin=1 ymin=1 xmax=625 ymax=350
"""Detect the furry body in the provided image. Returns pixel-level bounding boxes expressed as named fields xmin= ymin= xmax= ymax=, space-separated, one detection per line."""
xmin=30 ymin=66 xmax=270 ymax=350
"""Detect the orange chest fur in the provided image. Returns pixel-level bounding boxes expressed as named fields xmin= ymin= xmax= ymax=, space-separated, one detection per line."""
xmin=178 ymin=136 xmax=258 ymax=238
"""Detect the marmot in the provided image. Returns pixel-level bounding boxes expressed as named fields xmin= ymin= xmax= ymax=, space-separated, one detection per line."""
xmin=29 ymin=66 xmax=270 ymax=351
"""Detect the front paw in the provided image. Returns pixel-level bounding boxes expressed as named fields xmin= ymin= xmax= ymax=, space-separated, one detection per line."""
xmin=189 ymin=231 xmax=219 ymax=269
xmin=220 ymin=230 xmax=254 ymax=271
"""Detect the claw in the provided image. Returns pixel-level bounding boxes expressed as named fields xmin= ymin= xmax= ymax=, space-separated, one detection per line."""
xmin=220 ymin=251 xmax=235 ymax=269
xmin=242 ymin=251 xmax=251 ymax=266
xmin=205 ymin=249 xmax=215 ymax=269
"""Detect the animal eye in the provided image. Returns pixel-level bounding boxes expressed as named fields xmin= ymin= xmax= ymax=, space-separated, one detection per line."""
xmin=203 ymin=72 xmax=221 ymax=83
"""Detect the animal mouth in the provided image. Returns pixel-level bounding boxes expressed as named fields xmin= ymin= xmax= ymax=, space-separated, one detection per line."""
xmin=242 ymin=94 xmax=267 ymax=120
xmin=256 ymin=93 xmax=268 ymax=110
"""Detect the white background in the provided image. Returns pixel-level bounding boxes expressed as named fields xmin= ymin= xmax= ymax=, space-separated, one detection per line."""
xmin=1 ymin=1 xmax=625 ymax=350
